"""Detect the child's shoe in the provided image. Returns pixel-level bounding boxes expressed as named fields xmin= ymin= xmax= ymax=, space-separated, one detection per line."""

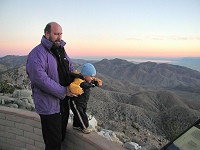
xmin=82 ymin=128 xmax=91 ymax=134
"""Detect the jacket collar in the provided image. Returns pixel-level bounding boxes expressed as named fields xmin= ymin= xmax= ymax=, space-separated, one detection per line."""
xmin=41 ymin=35 xmax=66 ymax=50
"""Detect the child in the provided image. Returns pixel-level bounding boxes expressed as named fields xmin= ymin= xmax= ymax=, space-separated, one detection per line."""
xmin=69 ymin=63 xmax=102 ymax=134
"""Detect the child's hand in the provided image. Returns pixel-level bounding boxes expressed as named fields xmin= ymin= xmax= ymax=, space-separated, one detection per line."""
xmin=94 ymin=78 xmax=102 ymax=87
xmin=97 ymin=80 xmax=102 ymax=86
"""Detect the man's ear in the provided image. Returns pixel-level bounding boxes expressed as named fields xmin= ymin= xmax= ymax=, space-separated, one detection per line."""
xmin=45 ymin=31 xmax=50 ymax=39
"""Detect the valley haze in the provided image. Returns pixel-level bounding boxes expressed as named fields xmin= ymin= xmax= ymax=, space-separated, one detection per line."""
xmin=71 ymin=56 xmax=200 ymax=72
xmin=1 ymin=55 xmax=200 ymax=72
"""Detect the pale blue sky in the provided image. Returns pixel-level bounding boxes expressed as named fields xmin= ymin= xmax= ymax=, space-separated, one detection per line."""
xmin=0 ymin=0 xmax=200 ymax=58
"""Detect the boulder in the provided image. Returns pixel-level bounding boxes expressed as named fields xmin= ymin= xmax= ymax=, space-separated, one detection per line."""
xmin=12 ymin=89 xmax=32 ymax=98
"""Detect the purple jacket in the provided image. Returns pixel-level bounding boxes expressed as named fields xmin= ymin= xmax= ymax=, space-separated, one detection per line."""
xmin=26 ymin=36 xmax=74 ymax=115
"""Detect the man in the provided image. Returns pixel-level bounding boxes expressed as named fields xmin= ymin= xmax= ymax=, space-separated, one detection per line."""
xmin=26 ymin=22 xmax=75 ymax=150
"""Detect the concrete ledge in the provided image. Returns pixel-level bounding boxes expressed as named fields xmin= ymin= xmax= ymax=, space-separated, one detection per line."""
xmin=0 ymin=106 xmax=125 ymax=150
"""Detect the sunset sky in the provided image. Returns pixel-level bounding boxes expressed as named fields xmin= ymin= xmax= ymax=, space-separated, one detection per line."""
xmin=0 ymin=0 xmax=200 ymax=59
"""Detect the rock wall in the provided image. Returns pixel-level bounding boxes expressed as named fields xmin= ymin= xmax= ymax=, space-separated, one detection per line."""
xmin=0 ymin=106 xmax=125 ymax=150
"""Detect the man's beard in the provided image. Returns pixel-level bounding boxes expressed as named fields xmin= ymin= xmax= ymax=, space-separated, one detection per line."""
xmin=49 ymin=37 xmax=61 ymax=47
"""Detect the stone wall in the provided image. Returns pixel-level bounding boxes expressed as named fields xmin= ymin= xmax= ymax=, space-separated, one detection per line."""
xmin=0 ymin=106 xmax=125 ymax=150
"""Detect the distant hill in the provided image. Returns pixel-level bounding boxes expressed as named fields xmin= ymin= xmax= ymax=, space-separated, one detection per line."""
xmin=0 ymin=55 xmax=200 ymax=148
xmin=95 ymin=58 xmax=200 ymax=91
xmin=0 ymin=55 xmax=27 ymax=69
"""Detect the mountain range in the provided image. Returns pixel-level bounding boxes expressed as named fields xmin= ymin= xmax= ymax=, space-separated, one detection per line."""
xmin=0 ymin=55 xmax=200 ymax=148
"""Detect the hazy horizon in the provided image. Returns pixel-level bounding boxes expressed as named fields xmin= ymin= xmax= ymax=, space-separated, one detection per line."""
xmin=1 ymin=54 xmax=200 ymax=61
xmin=1 ymin=54 xmax=200 ymax=72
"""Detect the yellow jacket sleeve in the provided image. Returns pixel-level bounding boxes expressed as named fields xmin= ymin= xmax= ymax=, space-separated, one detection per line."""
xmin=69 ymin=78 xmax=85 ymax=95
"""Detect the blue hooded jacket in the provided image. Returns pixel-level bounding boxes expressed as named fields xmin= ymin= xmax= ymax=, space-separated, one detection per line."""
xmin=26 ymin=36 xmax=74 ymax=115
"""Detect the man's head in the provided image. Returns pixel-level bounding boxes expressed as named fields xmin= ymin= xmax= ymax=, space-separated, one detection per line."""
xmin=44 ymin=22 xmax=62 ymax=47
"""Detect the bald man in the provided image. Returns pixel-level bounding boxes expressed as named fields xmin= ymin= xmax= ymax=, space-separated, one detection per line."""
xmin=27 ymin=22 xmax=76 ymax=150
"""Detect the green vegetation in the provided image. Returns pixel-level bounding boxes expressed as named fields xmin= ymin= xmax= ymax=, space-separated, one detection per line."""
xmin=169 ymin=122 xmax=184 ymax=140
xmin=0 ymin=81 xmax=15 ymax=94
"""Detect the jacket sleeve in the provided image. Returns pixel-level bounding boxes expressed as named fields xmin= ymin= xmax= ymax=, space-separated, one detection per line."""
xmin=69 ymin=78 xmax=85 ymax=95
xmin=80 ymin=81 xmax=96 ymax=89
xmin=26 ymin=48 xmax=67 ymax=100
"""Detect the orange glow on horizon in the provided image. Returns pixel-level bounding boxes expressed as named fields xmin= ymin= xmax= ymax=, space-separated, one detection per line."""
xmin=0 ymin=38 xmax=200 ymax=58
xmin=65 ymin=37 xmax=200 ymax=58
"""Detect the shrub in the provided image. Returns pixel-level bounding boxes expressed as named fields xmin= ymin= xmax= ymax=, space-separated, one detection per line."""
xmin=0 ymin=81 xmax=15 ymax=94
